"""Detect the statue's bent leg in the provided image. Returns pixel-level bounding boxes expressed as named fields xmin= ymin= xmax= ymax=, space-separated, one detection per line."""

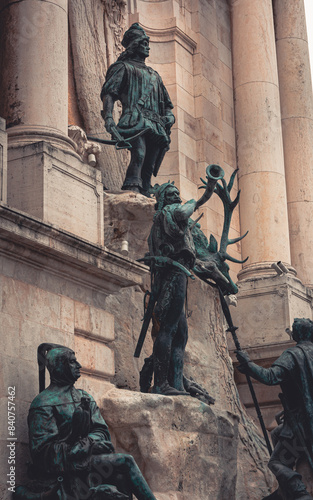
xmin=168 ymin=312 xmax=188 ymax=391
xmin=122 ymin=136 xmax=146 ymax=192
xmin=268 ymin=438 xmax=310 ymax=499
xmin=91 ymin=453 xmax=157 ymax=500
xmin=153 ymin=272 xmax=188 ymax=395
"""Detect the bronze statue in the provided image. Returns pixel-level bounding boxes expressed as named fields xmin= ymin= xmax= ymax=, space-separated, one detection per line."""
xmin=236 ymin=318 xmax=313 ymax=500
xmin=101 ymin=23 xmax=175 ymax=196
xmin=14 ymin=344 xmax=157 ymax=500
xmin=136 ymin=166 xmax=248 ymax=398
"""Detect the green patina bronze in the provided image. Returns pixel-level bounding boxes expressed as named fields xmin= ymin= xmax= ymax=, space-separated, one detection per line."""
xmin=237 ymin=319 xmax=313 ymax=500
xmin=100 ymin=23 xmax=175 ymax=196
xmin=136 ymin=165 xmax=247 ymax=399
xmin=14 ymin=344 xmax=157 ymax=500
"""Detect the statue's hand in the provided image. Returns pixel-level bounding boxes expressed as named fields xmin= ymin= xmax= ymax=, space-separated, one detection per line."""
xmin=104 ymin=116 xmax=116 ymax=135
xmin=129 ymin=106 xmax=141 ymax=127
xmin=235 ymin=350 xmax=251 ymax=373
xmin=162 ymin=113 xmax=175 ymax=132
xmin=68 ymin=437 xmax=92 ymax=461
xmin=91 ymin=440 xmax=114 ymax=455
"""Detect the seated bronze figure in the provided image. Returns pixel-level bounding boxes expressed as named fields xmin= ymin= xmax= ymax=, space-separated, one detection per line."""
xmin=14 ymin=343 xmax=157 ymax=500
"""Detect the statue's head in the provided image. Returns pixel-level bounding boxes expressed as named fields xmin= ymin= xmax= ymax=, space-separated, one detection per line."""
xmin=291 ymin=318 xmax=313 ymax=343
xmin=153 ymin=182 xmax=181 ymax=211
xmin=119 ymin=23 xmax=150 ymax=61
xmin=38 ymin=344 xmax=81 ymax=392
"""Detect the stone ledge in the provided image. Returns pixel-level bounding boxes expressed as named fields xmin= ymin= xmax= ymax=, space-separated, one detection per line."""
xmin=0 ymin=204 xmax=148 ymax=295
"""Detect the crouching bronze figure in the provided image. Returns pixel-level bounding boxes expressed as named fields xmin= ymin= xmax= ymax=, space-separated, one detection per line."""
xmin=237 ymin=319 xmax=313 ymax=500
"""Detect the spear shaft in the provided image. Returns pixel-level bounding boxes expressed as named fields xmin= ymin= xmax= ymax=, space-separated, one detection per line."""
xmin=218 ymin=287 xmax=273 ymax=455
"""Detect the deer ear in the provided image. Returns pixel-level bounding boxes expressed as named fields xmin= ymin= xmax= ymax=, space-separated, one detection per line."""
xmin=208 ymin=234 xmax=218 ymax=252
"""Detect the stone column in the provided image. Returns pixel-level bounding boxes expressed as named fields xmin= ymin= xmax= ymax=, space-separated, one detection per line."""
xmin=231 ymin=0 xmax=292 ymax=280
xmin=273 ymin=0 xmax=313 ymax=286
xmin=0 ymin=0 xmax=74 ymax=151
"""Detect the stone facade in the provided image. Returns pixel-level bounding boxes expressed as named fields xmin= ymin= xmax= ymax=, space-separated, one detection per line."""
xmin=1 ymin=0 xmax=313 ymax=498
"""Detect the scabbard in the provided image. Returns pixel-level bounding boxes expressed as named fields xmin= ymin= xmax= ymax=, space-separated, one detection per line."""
xmin=134 ymin=294 xmax=157 ymax=358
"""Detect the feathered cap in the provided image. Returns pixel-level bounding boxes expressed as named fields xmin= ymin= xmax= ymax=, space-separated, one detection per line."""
xmin=121 ymin=23 xmax=149 ymax=49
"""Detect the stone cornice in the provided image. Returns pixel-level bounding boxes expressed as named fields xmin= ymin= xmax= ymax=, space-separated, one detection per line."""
xmin=0 ymin=204 xmax=148 ymax=295
xmin=144 ymin=24 xmax=197 ymax=54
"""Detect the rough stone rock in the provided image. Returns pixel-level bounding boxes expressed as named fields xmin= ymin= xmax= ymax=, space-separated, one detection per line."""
xmin=103 ymin=191 xmax=155 ymax=260
xmin=101 ymin=388 xmax=239 ymax=500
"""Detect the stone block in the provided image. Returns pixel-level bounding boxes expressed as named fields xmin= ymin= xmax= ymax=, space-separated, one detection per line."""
xmin=1 ymin=277 xmax=61 ymax=329
xmin=74 ymin=302 xmax=114 ymax=342
xmin=177 ymin=130 xmax=197 ymax=161
xmin=218 ymin=38 xmax=232 ymax=69
xmin=219 ymin=59 xmax=233 ymax=87
xmin=102 ymin=191 xmax=154 ymax=261
xmin=222 ymin=120 xmax=236 ymax=148
xmin=232 ymin=274 xmax=313 ymax=350
xmin=220 ymin=80 xmax=234 ymax=108
xmin=195 ymin=97 xmax=222 ymax=130
xmin=176 ymin=86 xmax=195 ymax=116
xmin=176 ymin=65 xmax=194 ymax=96
xmin=0 ymin=117 xmax=7 ymax=204
xmin=150 ymin=62 xmax=177 ymax=87
xmin=149 ymin=41 xmax=176 ymax=64
xmin=74 ymin=333 xmax=115 ymax=378
xmin=191 ymin=11 xmax=218 ymax=48
xmin=194 ymin=76 xmax=222 ymax=109
xmin=0 ymin=312 xmax=20 ymax=360
xmin=160 ymin=150 xmax=183 ymax=177
xmin=60 ymin=296 xmax=75 ymax=333
xmin=222 ymin=100 xmax=234 ymax=128
xmin=196 ymin=33 xmax=219 ymax=68
xmin=218 ymin=21 xmax=231 ymax=50
xmin=193 ymin=53 xmax=219 ymax=84
xmin=7 ymin=141 xmax=104 ymax=245
xmin=199 ymin=119 xmax=224 ymax=152
xmin=223 ymin=141 xmax=236 ymax=168
xmin=196 ymin=141 xmax=224 ymax=165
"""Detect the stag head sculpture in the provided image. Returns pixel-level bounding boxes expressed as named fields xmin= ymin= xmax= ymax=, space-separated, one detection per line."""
xmin=192 ymin=168 xmax=248 ymax=294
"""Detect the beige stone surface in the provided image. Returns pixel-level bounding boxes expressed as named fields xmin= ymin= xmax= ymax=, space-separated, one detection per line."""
xmin=0 ymin=0 xmax=70 ymax=151
xmin=238 ymin=171 xmax=291 ymax=266
xmin=7 ymin=141 xmax=104 ymax=245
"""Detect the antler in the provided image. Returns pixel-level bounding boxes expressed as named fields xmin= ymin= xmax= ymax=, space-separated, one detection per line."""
xmin=214 ymin=169 xmax=248 ymax=264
